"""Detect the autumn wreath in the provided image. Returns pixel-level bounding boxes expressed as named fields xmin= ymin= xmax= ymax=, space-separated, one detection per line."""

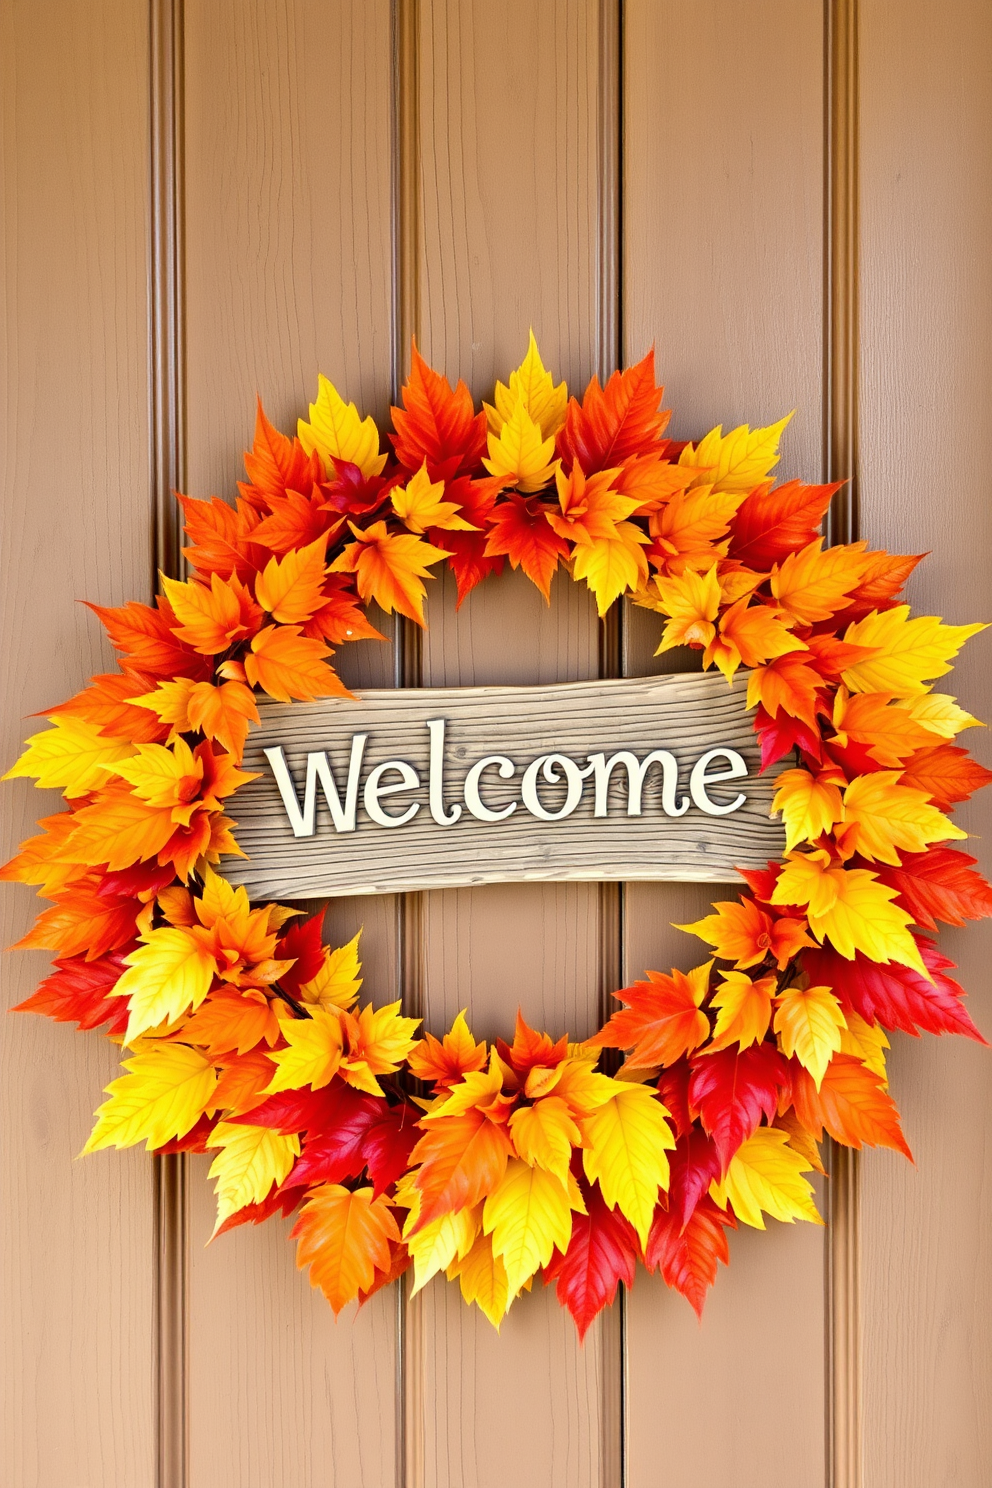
xmin=5 ymin=339 xmax=991 ymax=1335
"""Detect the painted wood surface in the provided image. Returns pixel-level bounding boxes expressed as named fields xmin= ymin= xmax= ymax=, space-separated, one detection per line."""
xmin=228 ymin=672 xmax=782 ymax=899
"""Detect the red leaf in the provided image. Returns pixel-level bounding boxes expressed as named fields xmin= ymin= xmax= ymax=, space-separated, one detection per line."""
xmin=729 ymin=480 xmax=842 ymax=570
xmin=390 ymin=343 xmax=487 ymax=481
xmin=753 ymin=703 xmax=823 ymax=771
xmin=644 ymin=1195 xmax=733 ymax=1318
xmin=656 ymin=1059 xmax=693 ymax=1138
xmin=483 ymin=494 xmax=570 ymax=601
xmin=275 ymin=914 xmax=328 ymax=997
xmin=212 ymin=1184 xmax=307 ymax=1238
xmin=666 ymin=1129 xmax=723 ymax=1229
xmin=286 ymin=1086 xmax=387 ymax=1187
xmin=688 ymin=1044 xmax=792 ymax=1171
xmin=361 ymin=1106 xmax=421 ymax=1197
xmin=556 ymin=350 xmax=670 ymax=474
xmin=898 ymin=745 xmax=992 ymax=812
xmin=803 ymin=935 xmax=987 ymax=1043
xmin=239 ymin=1083 xmax=363 ymax=1136
xmin=153 ymin=1113 xmax=216 ymax=1155
xmin=874 ymin=847 xmax=992 ymax=930
xmin=319 ymin=458 xmax=404 ymax=518
xmin=544 ymin=1178 xmax=638 ymax=1340
xmin=13 ymin=949 xmax=132 ymax=1034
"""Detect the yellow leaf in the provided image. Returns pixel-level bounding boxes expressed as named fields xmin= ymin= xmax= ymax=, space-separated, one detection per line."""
xmin=404 ymin=1203 xmax=480 ymax=1294
xmin=391 ymin=462 xmax=478 ymax=534
xmin=704 ymin=971 xmax=776 ymax=1053
xmin=773 ymin=984 xmax=847 ymax=1087
xmin=263 ymin=1007 xmax=344 ymax=1092
xmin=838 ymin=1011 xmax=890 ymax=1084
xmin=4 ymin=716 xmax=135 ymax=796
xmin=679 ymin=413 xmax=793 ymax=494
xmin=116 ymin=927 xmax=218 ymax=1044
xmin=298 ymin=374 xmax=387 ymax=478
xmin=652 ymin=563 xmax=721 ymax=653
xmin=580 ymin=1082 xmax=675 ymax=1247
xmin=82 ymin=1042 xmax=217 ymax=1153
xmin=772 ymin=768 xmax=845 ymax=853
xmin=709 ymin=1126 xmax=822 ymax=1230
xmin=770 ymin=538 xmax=871 ymax=625
xmin=508 ymin=1096 xmax=580 ymax=1186
xmin=771 ymin=850 xmax=929 ymax=976
xmin=485 ymin=331 xmax=568 ymax=440
xmin=299 ymin=931 xmax=363 ymax=1011
xmin=482 ymin=397 xmax=558 ymax=493
xmin=842 ymin=770 xmax=966 ymax=865
xmin=841 ymin=606 xmax=986 ymax=698
xmin=894 ymin=693 xmax=983 ymax=739
xmin=206 ymin=1121 xmax=300 ymax=1235
xmin=446 ymin=1229 xmax=510 ymax=1328
xmin=570 ymin=523 xmax=649 ymax=615
xmin=483 ymin=1158 xmax=573 ymax=1298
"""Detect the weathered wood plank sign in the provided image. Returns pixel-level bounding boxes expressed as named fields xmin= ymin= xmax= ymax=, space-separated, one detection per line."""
xmin=226 ymin=671 xmax=784 ymax=900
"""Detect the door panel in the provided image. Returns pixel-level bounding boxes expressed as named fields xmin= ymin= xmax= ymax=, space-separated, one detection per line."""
xmin=0 ymin=4 xmax=155 ymax=1486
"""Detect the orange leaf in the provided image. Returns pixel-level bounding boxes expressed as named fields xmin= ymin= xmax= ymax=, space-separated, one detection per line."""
xmin=87 ymin=598 xmax=211 ymax=682
xmin=791 ymin=1053 xmax=912 ymax=1158
xmin=186 ymin=681 xmax=260 ymax=757
xmin=390 ymin=343 xmax=487 ymax=481
xmin=556 ymin=349 xmax=670 ymax=474
xmin=483 ymin=494 xmax=570 ymax=602
xmin=178 ymin=494 xmax=264 ymax=580
xmin=45 ymin=673 xmax=169 ymax=743
xmin=241 ymin=398 xmax=321 ymax=506
xmin=255 ymin=536 xmax=330 ymax=624
xmin=898 ymin=743 xmax=992 ymax=810
xmin=182 ymin=992 xmax=282 ymax=1059
xmin=590 ymin=964 xmax=711 ymax=1068
xmin=330 ymin=520 xmax=450 ymax=626
xmin=161 ymin=573 xmax=262 ymax=656
xmin=243 ymin=625 xmax=350 ymax=704
xmin=729 ymin=480 xmax=842 ymax=570
xmin=292 ymin=1184 xmax=401 ymax=1315
xmin=409 ymin=1107 xmax=513 ymax=1231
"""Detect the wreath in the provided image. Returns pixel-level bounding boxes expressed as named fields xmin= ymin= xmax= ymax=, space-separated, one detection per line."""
xmin=5 ymin=338 xmax=990 ymax=1336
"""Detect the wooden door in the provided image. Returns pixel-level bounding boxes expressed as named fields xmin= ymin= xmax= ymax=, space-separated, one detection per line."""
xmin=3 ymin=2 xmax=990 ymax=1485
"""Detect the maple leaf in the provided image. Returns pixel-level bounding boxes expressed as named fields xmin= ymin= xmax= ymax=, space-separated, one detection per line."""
xmin=483 ymin=494 xmax=570 ymax=601
xmin=643 ymin=485 xmax=744 ymax=574
xmin=830 ymin=688 xmax=936 ymax=768
xmin=87 ymin=597 xmax=213 ymax=683
xmin=391 ymin=462 xmax=478 ymax=534
xmin=409 ymin=1108 xmax=514 ymax=1231
xmin=161 ymin=572 xmax=262 ymax=655
xmin=44 ymin=672 xmax=168 ymax=744
xmin=330 ymin=520 xmax=449 ymax=625
xmin=547 ymin=463 xmax=639 ymax=544
xmin=803 ymin=936 xmax=986 ymax=1043
xmin=483 ymin=397 xmax=559 ymax=493
xmin=770 ymin=537 xmax=871 ymax=625
xmin=184 ymin=679 xmax=260 ymax=757
xmin=773 ymin=984 xmax=847 ymax=1087
xmin=702 ymin=971 xmax=777 ymax=1053
xmin=644 ymin=1195 xmax=733 ymax=1318
xmin=210 ymin=1049 xmax=278 ymax=1117
xmin=709 ymin=1126 xmax=822 ymax=1229
xmin=613 ymin=450 xmax=696 ymax=515
xmin=483 ymin=1158 xmax=574 ymax=1298
xmin=556 ymin=350 xmax=670 ymax=474
xmin=688 ymin=1043 xmax=792 ymax=1171
xmin=12 ymin=950 xmax=131 ymax=1035
xmin=571 ymin=525 xmax=650 ymax=616
xmin=754 ymin=703 xmax=823 ymax=771
xmin=297 ymin=375 xmax=386 ymax=480
xmin=83 ymin=1042 xmax=218 ymax=1153
xmin=589 ymin=963 xmax=711 ymax=1068
xmin=180 ymin=989 xmax=281 ymax=1057
xmin=790 ymin=1054 xmax=912 ymax=1158
xmin=485 ymin=331 xmax=568 ymax=441
xmin=178 ymin=494 xmax=265 ymax=580
xmin=249 ymin=488 xmax=341 ymax=556
xmin=241 ymin=398 xmax=320 ymax=504
xmin=544 ymin=1177 xmax=638 ymax=1340
xmin=874 ymin=846 xmax=992 ymax=931
xmin=772 ymin=768 xmax=845 ymax=853
xmin=297 ymin=931 xmax=363 ymax=1012
xmin=579 ymin=1083 xmax=675 ymax=1247
xmin=390 ymin=344 xmax=487 ymax=481
xmin=4 ymin=716 xmax=136 ymax=798
xmin=678 ymin=897 xmax=812 ymax=971
xmin=771 ymin=850 xmax=929 ymax=975
xmin=841 ymin=770 xmax=966 ymax=865
xmin=841 ymin=606 xmax=986 ymax=697
xmin=508 ymin=1096 xmax=581 ymax=1187
xmin=292 ymin=1184 xmax=400 ymax=1315
xmin=746 ymin=652 xmax=828 ymax=731
xmin=243 ymin=624 xmax=349 ymax=703
xmin=446 ymin=1230 xmax=511 ymax=1328
xmin=116 ymin=925 xmax=218 ymax=1044
xmin=408 ymin=1009 xmax=488 ymax=1089
xmin=652 ymin=563 xmax=721 ymax=653
xmin=263 ymin=1007 xmax=345 ymax=1093
xmin=680 ymin=414 xmax=793 ymax=495
xmin=254 ymin=536 xmax=330 ymax=624
xmin=206 ymin=1121 xmax=300 ymax=1236
xmin=729 ymin=479 xmax=842 ymax=570
xmin=705 ymin=597 xmax=802 ymax=682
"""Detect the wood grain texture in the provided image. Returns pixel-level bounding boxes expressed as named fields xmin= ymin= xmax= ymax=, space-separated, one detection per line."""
xmin=413 ymin=3 xmax=607 ymax=1481
xmin=182 ymin=4 xmax=399 ymax=1482
xmin=228 ymin=672 xmax=782 ymax=899
xmin=859 ymin=3 xmax=992 ymax=1482
xmin=0 ymin=3 xmax=156 ymax=1485
xmin=622 ymin=4 xmax=827 ymax=1485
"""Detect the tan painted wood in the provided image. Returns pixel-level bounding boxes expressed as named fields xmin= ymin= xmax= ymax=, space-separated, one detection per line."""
xmin=621 ymin=5 xmax=828 ymax=1485
xmin=859 ymin=3 xmax=992 ymax=1481
xmin=413 ymin=2 xmax=609 ymax=1481
xmin=228 ymin=673 xmax=782 ymax=899
xmin=181 ymin=5 xmax=398 ymax=1483
xmin=0 ymin=3 xmax=156 ymax=1484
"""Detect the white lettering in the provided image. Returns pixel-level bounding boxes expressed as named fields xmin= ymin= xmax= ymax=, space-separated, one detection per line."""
xmin=520 ymin=753 xmax=594 ymax=822
xmin=263 ymin=737 xmax=368 ymax=837
xmin=426 ymin=718 xmax=461 ymax=825
xmin=586 ymin=749 xmax=689 ymax=818
xmin=689 ymin=748 xmax=748 ymax=816
xmin=363 ymin=760 xmax=421 ymax=827
xmin=463 ymin=755 xmax=517 ymax=822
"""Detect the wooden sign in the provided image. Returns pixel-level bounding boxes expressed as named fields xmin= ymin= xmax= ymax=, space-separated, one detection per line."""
xmin=226 ymin=671 xmax=784 ymax=900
